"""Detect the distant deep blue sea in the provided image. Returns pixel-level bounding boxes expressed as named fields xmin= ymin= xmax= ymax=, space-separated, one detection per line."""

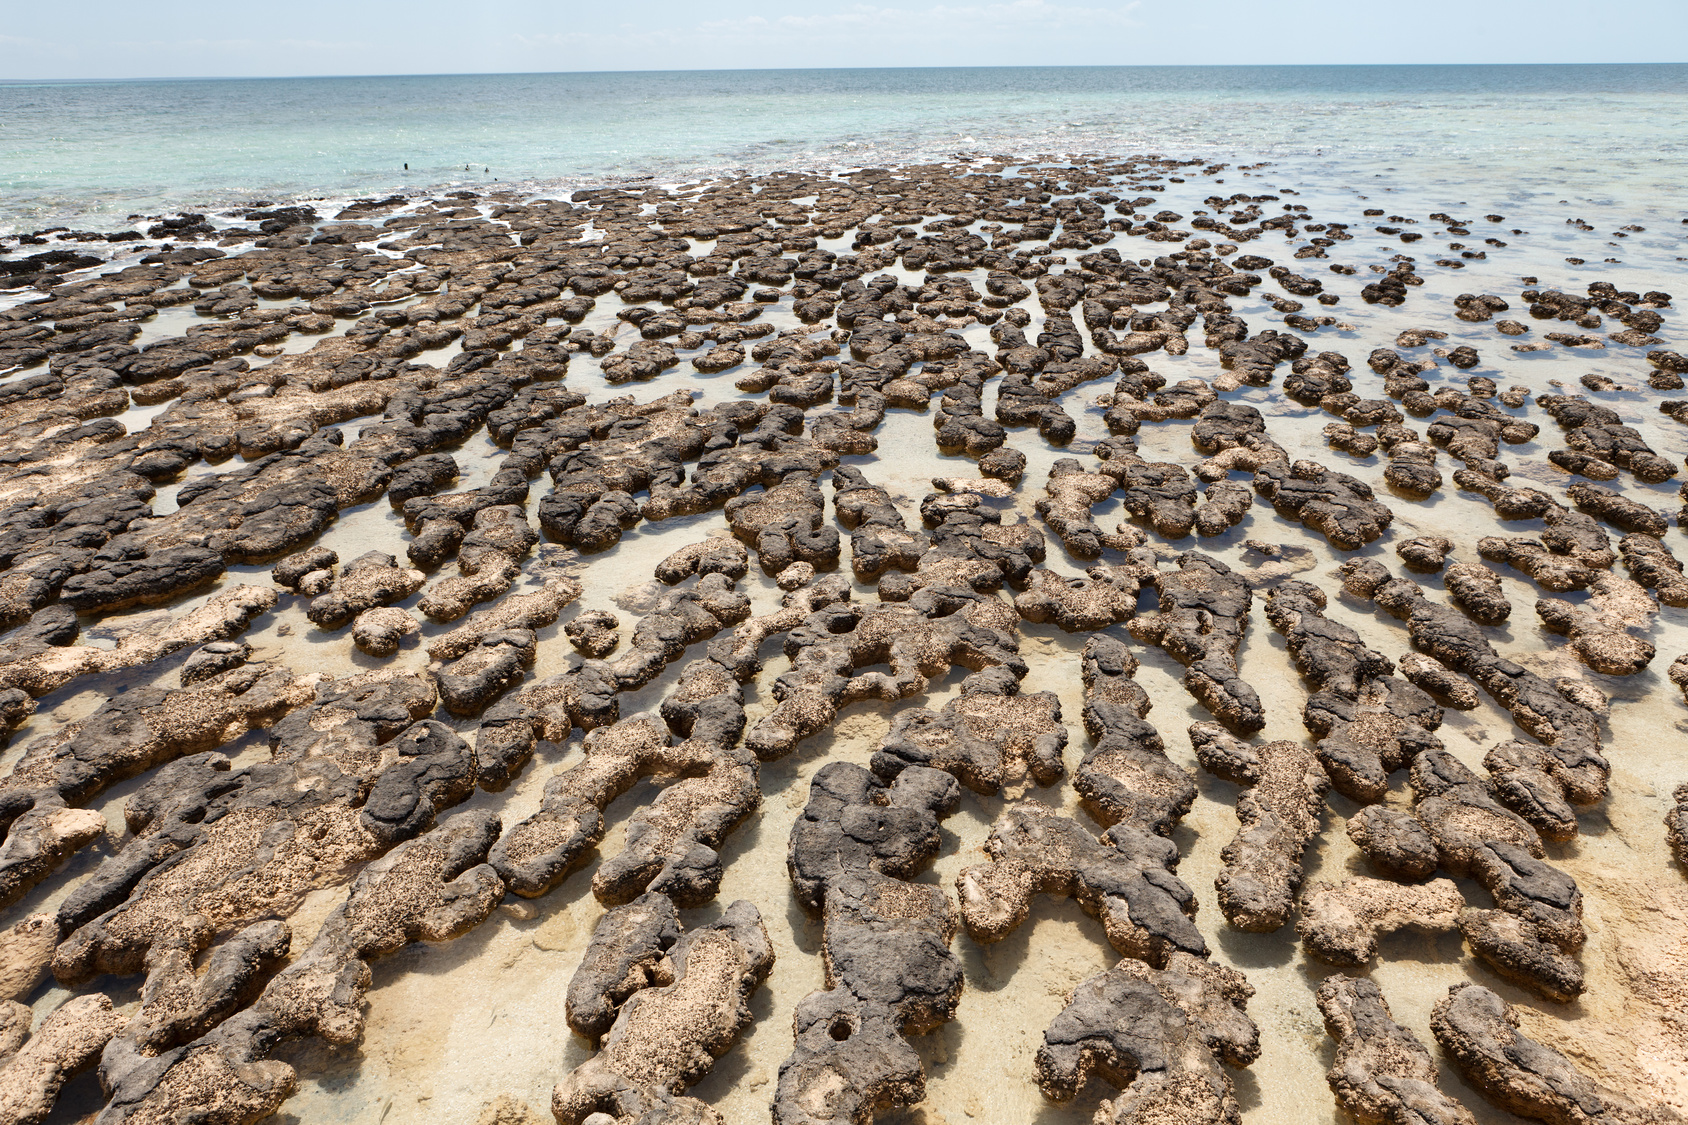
xmin=1 ymin=64 xmax=1685 ymax=232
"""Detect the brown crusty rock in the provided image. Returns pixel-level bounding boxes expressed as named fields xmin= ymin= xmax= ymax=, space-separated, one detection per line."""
xmin=1075 ymin=634 xmax=1198 ymax=837
xmin=1253 ymin=458 xmax=1393 ymax=550
xmin=94 ymin=810 xmax=506 ymax=1125
xmin=1535 ymin=572 xmax=1657 ymax=675
xmin=653 ymin=534 xmax=750 ymax=586
xmin=0 ymin=585 xmax=276 ymax=701
xmin=777 ymin=762 xmax=963 ymax=1125
xmin=178 ymin=640 xmax=252 ymax=686
xmin=435 ymin=628 xmax=536 ymax=715
xmin=872 ymin=670 xmax=1067 ymax=794
xmin=0 ymin=662 xmax=316 ymax=856
xmin=0 ymin=993 xmax=126 ymax=1125
xmin=1315 ymin=975 xmax=1477 ymax=1125
xmin=876 ymin=491 xmax=1045 ymax=601
xmin=1189 ymin=721 xmax=1329 ymax=932
xmin=956 ymin=800 xmax=1208 ymax=965
xmin=564 ymin=893 xmax=682 ymax=1041
xmin=1444 ymin=563 xmax=1511 ymax=625
xmin=351 ymin=606 xmax=419 ymax=656
xmin=1542 ymin=507 xmax=1616 ymax=569
xmin=417 ymin=505 xmax=537 ymax=622
xmin=551 ymin=898 xmax=772 ymax=1125
xmin=745 ymin=585 xmax=1025 ymax=760
xmin=1484 ymin=740 xmax=1582 ymax=842
xmin=1453 ymin=469 xmax=1559 ymax=521
xmin=426 ymin=575 xmax=583 ymax=662
xmin=1296 ymin=877 xmax=1464 ymax=966
xmin=1015 ymin=560 xmax=1149 ymax=633
xmin=563 ymin=610 xmax=621 ymax=658
xmin=1409 ymin=749 xmax=1543 ymax=873
xmin=1345 ymin=805 xmax=1441 ymax=880
xmin=0 ymin=914 xmax=57 ymax=1003
xmin=1129 ymin=553 xmax=1264 ymax=735
xmin=271 ymin=545 xmax=337 ymax=592
xmin=1035 ymin=953 xmax=1258 ymax=1125
xmin=725 ymin=472 xmax=839 ymax=575
xmin=1395 ymin=535 xmax=1453 ymax=572
xmin=1264 ymin=580 xmax=1444 ymax=804
xmin=1619 ymin=533 xmax=1688 ymax=606
xmin=1430 ymin=982 xmax=1681 ymax=1125
xmin=1668 ymin=783 xmax=1688 ymax=870
xmin=305 ymin=550 xmax=426 ymax=629
xmin=1477 ymin=536 xmax=1597 ymax=593
xmin=0 ymin=804 xmax=106 ymax=911
xmin=1398 ymin=653 xmax=1481 ymax=710
xmin=490 ymin=653 xmax=759 ymax=909
xmin=99 ymin=919 xmax=291 ymax=1078
xmin=1459 ymin=841 xmax=1587 ymax=1004
xmin=1567 ymin=481 xmax=1668 ymax=536
xmin=1361 ymin=574 xmax=1609 ymax=809
xmin=1035 ymin=458 xmax=1130 ymax=557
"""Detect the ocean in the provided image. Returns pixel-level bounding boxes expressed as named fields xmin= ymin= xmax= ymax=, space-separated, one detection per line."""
xmin=3 ymin=64 xmax=1687 ymax=234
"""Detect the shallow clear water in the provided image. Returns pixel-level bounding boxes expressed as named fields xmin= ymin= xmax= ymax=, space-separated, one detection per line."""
xmin=3 ymin=64 xmax=1687 ymax=234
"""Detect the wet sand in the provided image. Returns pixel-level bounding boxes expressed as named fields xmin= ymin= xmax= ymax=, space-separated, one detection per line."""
xmin=0 ymin=152 xmax=1684 ymax=1125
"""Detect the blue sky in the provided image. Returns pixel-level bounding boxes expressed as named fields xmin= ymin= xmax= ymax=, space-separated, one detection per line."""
xmin=3 ymin=0 xmax=1684 ymax=79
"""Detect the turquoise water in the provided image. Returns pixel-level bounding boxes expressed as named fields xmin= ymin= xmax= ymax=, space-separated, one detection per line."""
xmin=2 ymin=64 xmax=1686 ymax=233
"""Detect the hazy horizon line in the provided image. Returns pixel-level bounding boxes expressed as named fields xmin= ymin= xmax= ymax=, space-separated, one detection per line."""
xmin=4 ymin=59 xmax=1686 ymax=86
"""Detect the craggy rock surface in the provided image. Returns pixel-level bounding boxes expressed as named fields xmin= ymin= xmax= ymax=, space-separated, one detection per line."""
xmin=778 ymin=763 xmax=962 ymax=1124
xmin=956 ymin=800 xmax=1208 ymax=965
xmin=1129 ymin=553 xmax=1264 ymax=735
xmin=1296 ymin=877 xmax=1464 ymax=966
xmin=1264 ymin=579 xmax=1445 ymax=803
xmin=1536 ymin=572 xmax=1658 ymax=675
xmin=1036 ymin=954 xmax=1259 ymax=1125
xmin=1444 ymin=563 xmax=1511 ymax=625
xmin=873 ymin=670 xmax=1067 ymax=793
xmin=1395 ymin=535 xmax=1453 ymax=572
xmin=1669 ymin=783 xmax=1688 ymax=870
xmin=1431 ymin=982 xmax=1683 ymax=1125
xmin=490 ymin=695 xmax=760 ymax=905
xmin=1351 ymin=563 xmax=1611 ymax=811
xmin=1190 ymin=722 xmax=1329 ymax=932
xmin=1076 ymin=634 xmax=1198 ymax=836
xmin=97 ymin=811 xmax=506 ymax=1124
xmin=552 ymin=898 xmax=773 ymax=1125
xmin=1316 ymin=975 xmax=1476 ymax=1125
xmin=1 ymin=159 xmax=1685 ymax=1125
xmin=0 ymin=992 xmax=126 ymax=1125
xmin=745 ymin=584 xmax=1026 ymax=760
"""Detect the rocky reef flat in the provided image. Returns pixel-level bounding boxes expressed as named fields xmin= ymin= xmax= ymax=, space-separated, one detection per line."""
xmin=0 ymin=152 xmax=1685 ymax=1125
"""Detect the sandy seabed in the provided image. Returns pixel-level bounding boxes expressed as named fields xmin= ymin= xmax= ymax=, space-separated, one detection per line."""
xmin=0 ymin=151 xmax=1684 ymax=1125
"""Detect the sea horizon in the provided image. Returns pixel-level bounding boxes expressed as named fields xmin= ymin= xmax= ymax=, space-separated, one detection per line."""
xmin=4 ymin=60 xmax=1685 ymax=83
